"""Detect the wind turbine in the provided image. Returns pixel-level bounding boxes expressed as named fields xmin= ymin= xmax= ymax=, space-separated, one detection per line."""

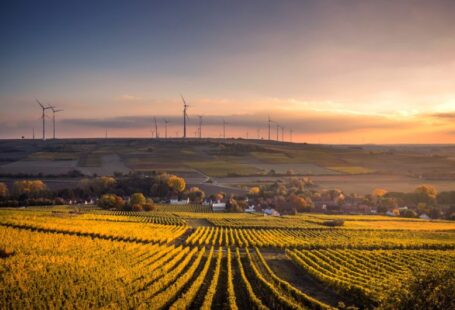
xmin=154 ymin=117 xmax=159 ymax=138
xmin=289 ymin=128 xmax=293 ymax=142
xmin=198 ymin=115 xmax=203 ymax=139
xmin=164 ymin=119 xmax=170 ymax=139
xmin=181 ymin=95 xmax=190 ymax=139
xmin=222 ymin=119 xmax=228 ymax=139
xmin=281 ymin=126 xmax=285 ymax=142
xmin=36 ymin=99 xmax=52 ymax=141
xmin=268 ymin=115 xmax=272 ymax=140
xmin=49 ymin=106 xmax=63 ymax=139
xmin=276 ymin=123 xmax=280 ymax=141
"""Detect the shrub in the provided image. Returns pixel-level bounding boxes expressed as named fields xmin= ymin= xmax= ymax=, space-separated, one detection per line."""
xmin=322 ymin=219 xmax=344 ymax=227
xmin=131 ymin=204 xmax=143 ymax=212
xmin=143 ymin=202 xmax=156 ymax=211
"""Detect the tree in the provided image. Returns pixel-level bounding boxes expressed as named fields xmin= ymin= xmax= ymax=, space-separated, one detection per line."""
xmin=289 ymin=194 xmax=313 ymax=212
xmin=0 ymin=183 xmax=9 ymax=198
xmin=415 ymin=184 xmax=437 ymax=205
xmin=13 ymin=180 xmax=46 ymax=197
xmin=188 ymin=187 xmax=205 ymax=203
xmin=167 ymin=175 xmax=186 ymax=193
xmin=372 ymin=188 xmax=388 ymax=197
xmin=380 ymin=268 xmax=454 ymax=310
xmin=372 ymin=188 xmax=388 ymax=204
xmin=130 ymin=193 xmax=146 ymax=206
xmin=226 ymin=197 xmax=243 ymax=213
xmin=143 ymin=202 xmax=156 ymax=211
xmin=98 ymin=194 xmax=124 ymax=210
xmin=131 ymin=204 xmax=144 ymax=212
xmin=248 ymin=187 xmax=261 ymax=197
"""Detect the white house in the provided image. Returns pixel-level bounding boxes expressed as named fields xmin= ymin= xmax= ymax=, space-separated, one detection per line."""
xmin=245 ymin=205 xmax=256 ymax=213
xmin=263 ymin=208 xmax=280 ymax=216
xmin=212 ymin=202 xmax=226 ymax=212
xmin=170 ymin=198 xmax=190 ymax=205
xmin=419 ymin=213 xmax=431 ymax=220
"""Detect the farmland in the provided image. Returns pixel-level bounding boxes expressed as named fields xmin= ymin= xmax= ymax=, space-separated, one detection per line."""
xmin=1 ymin=139 xmax=455 ymax=195
xmin=1 ymin=206 xmax=454 ymax=309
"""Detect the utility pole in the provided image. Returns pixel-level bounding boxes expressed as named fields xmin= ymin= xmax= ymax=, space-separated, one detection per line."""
xmin=276 ymin=124 xmax=279 ymax=141
xmin=32 ymin=128 xmax=35 ymax=140
xmin=281 ymin=126 xmax=284 ymax=142
xmin=289 ymin=128 xmax=293 ymax=142
xmin=268 ymin=116 xmax=272 ymax=140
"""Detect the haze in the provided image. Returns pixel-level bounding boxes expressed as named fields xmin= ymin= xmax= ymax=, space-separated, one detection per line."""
xmin=1 ymin=0 xmax=454 ymax=143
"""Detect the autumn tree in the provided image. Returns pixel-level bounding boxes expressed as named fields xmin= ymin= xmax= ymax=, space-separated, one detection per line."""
xmin=129 ymin=193 xmax=146 ymax=206
xmin=415 ymin=184 xmax=437 ymax=205
xmin=188 ymin=187 xmax=205 ymax=203
xmin=98 ymin=194 xmax=125 ymax=210
xmin=248 ymin=186 xmax=261 ymax=197
xmin=13 ymin=180 xmax=47 ymax=197
xmin=289 ymin=194 xmax=313 ymax=212
xmin=167 ymin=175 xmax=186 ymax=194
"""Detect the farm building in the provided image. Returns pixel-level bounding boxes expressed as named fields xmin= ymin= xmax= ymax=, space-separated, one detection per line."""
xmin=419 ymin=214 xmax=431 ymax=220
xmin=211 ymin=202 xmax=226 ymax=212
xmin=170 ymin=198 xmax=190 ymax=205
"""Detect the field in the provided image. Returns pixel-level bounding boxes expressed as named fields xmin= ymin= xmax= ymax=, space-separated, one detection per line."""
xmin=1 ymin=139 xmax=455 ymax=196
xmin=1 ymin=206 xmax=454 ymax=309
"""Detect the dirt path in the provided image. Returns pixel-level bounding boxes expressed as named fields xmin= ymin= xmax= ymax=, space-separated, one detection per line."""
xmin=185 ymin=218 xmax=213 ymax=228
xmin=262 ymin=251 xmax=356 ymax=308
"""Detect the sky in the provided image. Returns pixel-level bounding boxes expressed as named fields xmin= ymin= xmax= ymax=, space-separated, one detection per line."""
xmin=0 ymin=0 xmax=454 ymax=143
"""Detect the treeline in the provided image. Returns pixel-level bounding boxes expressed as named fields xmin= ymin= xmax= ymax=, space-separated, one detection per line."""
xmin=0 ymin=172 xmax=205 ymax=208
xmin=244 ymin=178 xmax=455 ymax=219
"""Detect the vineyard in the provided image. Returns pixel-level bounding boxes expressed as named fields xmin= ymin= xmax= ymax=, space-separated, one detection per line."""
xmin=1 ymin=206 xmax=454 ymax=309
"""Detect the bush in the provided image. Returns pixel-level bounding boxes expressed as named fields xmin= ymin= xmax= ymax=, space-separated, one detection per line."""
xmin=322 ymin=219 xmax=345 ymax=227
xmin=131 ymin=204 xmax=143 ymax=212
xmin=143 ymin=202 xmax=156 ymax=211
xmin=98 ymin=194 xmax=125 ymax=210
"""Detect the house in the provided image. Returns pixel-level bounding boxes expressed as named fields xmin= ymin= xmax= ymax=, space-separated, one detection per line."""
xmin=385 ymin=208 xmax=400 ymax=216
xmin=245 ymin=205 xmax=256 ymax=213
xmin=419 ymin=213 xmax=431 ymax=220
xmin=212 ymin=202 xmax=226 ymax=212
xmin=263 ymin=208 xmax=280 ymax=216
xmin=170 ymin=198 xmax=190 ymax=205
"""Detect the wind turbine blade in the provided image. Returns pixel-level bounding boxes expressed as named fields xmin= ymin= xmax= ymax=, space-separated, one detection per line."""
xmin=36 ymin=98 xmax=44 ymax=109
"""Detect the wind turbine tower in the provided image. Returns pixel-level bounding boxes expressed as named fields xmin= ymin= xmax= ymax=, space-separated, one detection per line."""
xmin=281 ymin=126 xmax=284 ymax=142
xmin=181 ymin=96 xmax=189 ymax=139
xmin=49 ymin=106 xmax=63 ymax=139
xmin=268 ymin=116 xmax=272 ymax=140
xmin=36 ymin=99 xmax=52 ymax=141
xmin=164 ymin=119 xmax=170 ymax=139
xmin=198 ymin=115 xmax=203 ymax=138
xmin=154 ymin=117 xmax=159 ymax=138
xmin=276 ymin=124 xmax=280 ymax=141
xmin=222 ymin=119 xmax=228 ymax=139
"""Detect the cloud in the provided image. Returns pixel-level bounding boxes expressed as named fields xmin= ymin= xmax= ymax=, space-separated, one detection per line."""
xmin=61 ymin=110 xmax=409 ymax=134
xmin=430 ymin=112 xmax=455 ymax=119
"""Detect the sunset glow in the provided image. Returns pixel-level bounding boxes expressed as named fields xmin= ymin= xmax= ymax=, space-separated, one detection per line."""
xmin=1 ymin=1 xmax=454 ymax=143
